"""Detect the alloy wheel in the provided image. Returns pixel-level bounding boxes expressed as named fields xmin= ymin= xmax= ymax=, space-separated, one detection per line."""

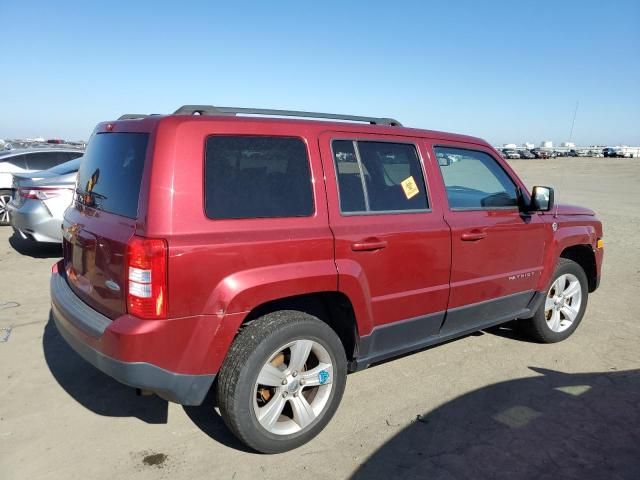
xmin=545 ymin=273 xmax=583 ymax=333
xmin=253 ymin=339 xmax=334 ymax=436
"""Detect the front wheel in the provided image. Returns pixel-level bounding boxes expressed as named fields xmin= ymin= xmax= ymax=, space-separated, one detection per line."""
xmin=216 ymin=311 xmax=347 ymax=453
xmin=522 ymin=258 xmax=589 ymax=343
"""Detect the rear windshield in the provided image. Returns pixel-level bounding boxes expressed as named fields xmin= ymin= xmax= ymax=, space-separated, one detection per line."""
xmin=48 ymin=157 xmax=82 ymax=175
xmin=76 ymin=133 xmax=148 ymax=218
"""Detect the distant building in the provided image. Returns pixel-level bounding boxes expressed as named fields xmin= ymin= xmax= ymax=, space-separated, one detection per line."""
xmin=524 ymin=142 xmax=535 ymax=149
xmin=541 ymin=141 xmax=553 ymax=148
xmin=562 ymin=142 xmax=576 ymax=148
xmin=503 ymin=143 xmax=517 ymax=149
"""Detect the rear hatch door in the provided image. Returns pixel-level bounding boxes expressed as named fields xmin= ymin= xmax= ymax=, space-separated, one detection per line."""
xmin=62 ymin=132 xmax=149 ymax=319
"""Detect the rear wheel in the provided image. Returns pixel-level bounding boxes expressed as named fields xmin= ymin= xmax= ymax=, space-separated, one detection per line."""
xmin=522 ymin=258 xmax=588 ymax=343
xmin=216 ymin=311 xmax=347 ymax=453
xmin=0 ymin=190 xmax=12 ymax=226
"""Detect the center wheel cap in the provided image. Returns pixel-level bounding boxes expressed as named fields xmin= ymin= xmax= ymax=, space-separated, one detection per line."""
xmin=287 ymin=378 xmax=300 ymax=393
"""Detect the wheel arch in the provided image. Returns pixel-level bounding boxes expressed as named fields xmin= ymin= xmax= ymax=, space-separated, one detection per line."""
xmin=560 ymin=244 xmax=598 ymax=292
xmin=240 ymin=291 xmax=360 ymax=364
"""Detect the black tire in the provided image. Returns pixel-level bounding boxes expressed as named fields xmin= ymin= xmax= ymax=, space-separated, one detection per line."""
xmin=0 ymin=189 xmax=12 ymax=226
xmin=522 ymin=258 xmax=589 ymax=343
xmin=216 ymin=310 xmax=347 ymax=453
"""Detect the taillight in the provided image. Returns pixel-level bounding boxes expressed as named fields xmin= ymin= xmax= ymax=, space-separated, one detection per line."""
xmin=19 ymin=187 xmax=68 ymax=200
xmin=126 ymin=236 xmax=167 ymax=319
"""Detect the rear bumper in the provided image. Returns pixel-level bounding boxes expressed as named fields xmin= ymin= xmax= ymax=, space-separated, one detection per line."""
xmin=50 ymin=264 xmax=217 ymax=405
xmin=8 ymin=199 xmax=63 ymax=243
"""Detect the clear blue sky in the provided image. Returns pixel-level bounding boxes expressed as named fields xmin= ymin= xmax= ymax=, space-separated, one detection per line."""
xmin=1 ymin=0 xmax=638 ymax=146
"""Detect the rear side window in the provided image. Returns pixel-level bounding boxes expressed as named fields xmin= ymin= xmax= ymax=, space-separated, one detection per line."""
xmin=435 ymin=147 xmax=518 ymax=209
xmin=332 ymin=140 xmax=428 ymax=213
xmin=76 ymin=133 xmax=149 ymax=218
xmin=205 ymin=136 xmax=314 ymax=219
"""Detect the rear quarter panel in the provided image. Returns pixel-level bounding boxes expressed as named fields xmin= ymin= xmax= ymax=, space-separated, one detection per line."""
xmin=145 ymin=118 xmax=337 ymax=320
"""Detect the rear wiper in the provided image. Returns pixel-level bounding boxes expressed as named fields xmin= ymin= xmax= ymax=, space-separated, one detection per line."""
xmin=75 ymin=187 xmax=107 ymax=199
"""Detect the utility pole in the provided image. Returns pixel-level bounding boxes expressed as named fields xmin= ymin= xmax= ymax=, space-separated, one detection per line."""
xmin=568 ymin=101 xmax=579 ymax=143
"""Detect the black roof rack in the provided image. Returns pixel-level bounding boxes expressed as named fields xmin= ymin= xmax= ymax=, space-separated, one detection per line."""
xmin=172 ymin=105 xmax=402 ymax=126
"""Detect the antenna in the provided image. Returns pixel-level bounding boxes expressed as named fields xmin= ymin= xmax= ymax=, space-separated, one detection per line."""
xmin=568 ymin=101 xmax=579 ymax=142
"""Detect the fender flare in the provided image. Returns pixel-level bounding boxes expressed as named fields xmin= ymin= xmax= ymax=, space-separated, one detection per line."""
xmin=538 ymin=224 xmax=597 ymax=291
xmin=206 ymin=260 xmax=338 ymax=316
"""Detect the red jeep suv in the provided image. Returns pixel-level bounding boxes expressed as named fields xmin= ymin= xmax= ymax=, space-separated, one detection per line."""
xmin=51 ymin=105 xmax=603 ymax=453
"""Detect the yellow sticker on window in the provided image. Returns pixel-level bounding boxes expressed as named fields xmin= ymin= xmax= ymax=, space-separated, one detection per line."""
xmin=401 ymin=176 xmax=419 ymax=200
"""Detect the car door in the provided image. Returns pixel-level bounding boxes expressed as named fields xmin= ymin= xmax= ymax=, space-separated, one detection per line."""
xmin=319 ymin=132 xmax=451 ymax=363
xmin=429 ymin=143 xmax=548 ymax=335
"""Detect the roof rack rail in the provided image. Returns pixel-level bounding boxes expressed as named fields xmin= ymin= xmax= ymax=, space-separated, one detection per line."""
xmin=118 ymin=114 xmax=149 ymax=120
xmin=173 ymin=105 xmax=402 ymax=126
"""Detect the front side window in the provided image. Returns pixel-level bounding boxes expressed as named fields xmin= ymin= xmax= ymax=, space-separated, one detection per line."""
xmin=205 ymin=136 xmax=314 ymax=219
xmin=435 ymin=147 xmax=518 ymax=209
xmin=332 ymin=140 xmax=428 ymax=214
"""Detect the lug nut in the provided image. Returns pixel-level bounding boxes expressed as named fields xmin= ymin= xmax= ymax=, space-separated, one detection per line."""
xmin=293 ymin=392 xmax=298 ymax=397
xmin=300 ymin=379 xmax=306 ymax=385
xmin=282 ymin=392 xmax=288 ymax=398
xmin=292 ymin=371 xmax=298 ymax=377
xmin=281 ymin=379 xmax=288 ymax=385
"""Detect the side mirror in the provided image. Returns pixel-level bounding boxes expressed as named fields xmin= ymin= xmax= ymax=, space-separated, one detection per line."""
xmin=529 ymin=186 xmax=554 ymax=211
xmin=436 ymin=153 xmax=451 ymax=167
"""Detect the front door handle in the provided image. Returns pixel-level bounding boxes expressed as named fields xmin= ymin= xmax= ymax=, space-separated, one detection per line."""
xmin=351 ymin=238 xmax=388 ymax=251
xmin=461 ymin=230 xmax=487 ymax=241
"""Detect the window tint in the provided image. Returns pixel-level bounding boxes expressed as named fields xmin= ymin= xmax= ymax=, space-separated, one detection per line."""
xmin=60 ymin=151 xmax=84 ymax=162
xmin=332 ymin=140 xmax=366 ymax=212
xmin=76 ymin=133 xmax=149 ymax=218
xmin=48 ymin=157 xmax=82 ymax=175
xmin=24 ymin=152 xmax=65 ymax=170
xmin=435 ymin=147 xmax=518 ymax=209
xmin=205 ymin=136 xmax=314 ymax=219
xmin=332 ymin=140 xmax=428 ymax=213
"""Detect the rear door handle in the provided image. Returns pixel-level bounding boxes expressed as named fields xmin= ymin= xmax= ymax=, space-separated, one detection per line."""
xmin=461 ymin=230 xmax=487 ymax=241
xmin=351 ymin=238 xmax=388 ymax=251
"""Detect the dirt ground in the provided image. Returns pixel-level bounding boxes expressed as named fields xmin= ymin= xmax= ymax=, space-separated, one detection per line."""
xmin=1 ymin=157 xmax=638 ymax=479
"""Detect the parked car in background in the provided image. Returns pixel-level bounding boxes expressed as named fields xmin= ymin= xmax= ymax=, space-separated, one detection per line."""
xmin=518 ymin=150 xmax=535 ymax=159
xmin=604 ymin=146 xmax=640 ymax=158
xmin=0 ymin=148 xmax=84 ymax=225
xmin=7 ymin=158 xmax=81 ymax=243
xmin=50 ymin=104 xmax=603 ymax=453
xmin=531 ymin=149 xmax=550 ymax=159
xmin=501 ymin=149 xmax=521 ymax=159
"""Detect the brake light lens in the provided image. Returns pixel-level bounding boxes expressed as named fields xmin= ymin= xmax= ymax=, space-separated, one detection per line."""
xmin=126 ymin=236 xmax=167 ymax=319
xmin=19 ymin=187 xmax=68 ymax=200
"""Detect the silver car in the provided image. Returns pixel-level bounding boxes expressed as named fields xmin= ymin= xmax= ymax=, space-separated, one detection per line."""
xmin=0 ymin=147 xmax=84 ymax=224
xmin=8 ymin=158 xmax=81 ymax=243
